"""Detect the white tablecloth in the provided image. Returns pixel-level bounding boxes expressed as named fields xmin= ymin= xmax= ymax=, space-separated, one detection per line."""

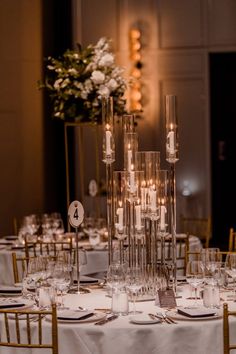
xmin=0 ymin=286 xmax=234 ymax=354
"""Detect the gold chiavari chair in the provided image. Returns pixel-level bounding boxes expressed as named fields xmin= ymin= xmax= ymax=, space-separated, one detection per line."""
xmin=0 ymin=303 xmax=58 ymax=354
xmin=223 ymin=302 xmax=236 ymax=353
xmin=25 ymin=238 xmax=73 ymax=259
xmin=163 ymin=233 xmax=190 ymax=275
xmin=12 ymin=252 xmax=32 ymax=284
xmin=228 ymin=228 xmax=236 ymax=252
xmin=180 ymin=215 xmax=212 ymax=248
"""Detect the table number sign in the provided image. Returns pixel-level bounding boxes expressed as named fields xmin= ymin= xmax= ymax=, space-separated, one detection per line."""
xmin=68 ymin=200 xmax=84 ymax=228
xmin=155 ymin=289 xmax=177 ymax=308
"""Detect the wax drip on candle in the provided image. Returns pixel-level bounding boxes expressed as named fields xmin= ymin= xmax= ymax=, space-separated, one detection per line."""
xmin=167 ymin=131 xmax=175 ymax=154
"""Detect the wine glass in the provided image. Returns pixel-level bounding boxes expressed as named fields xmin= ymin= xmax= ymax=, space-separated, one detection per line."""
xmin=186 ymin=260 xmax=205 ymax=308
xmin=225 ymin=253 xmax=236 ymax=299
xmin=52 ymin=263 xmax=71 ymax=309
xmin=125 ymin=266 xmax=143 ymax=315
xmin=106 ymin=263 xmax=126 ymax=293
xmin=201 ymin=248 xmax=222 ymax=283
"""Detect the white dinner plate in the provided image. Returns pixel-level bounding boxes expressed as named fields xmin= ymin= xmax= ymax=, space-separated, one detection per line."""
xmin=129 ymin=314 xmax=161 ymax=325
xmin=166 ymin=309 xmax=222 ymax=321
xmin=46 ymin=311 xmax=106 ymax=324
xmin=4 ymin=236 xmax=18 ymax=240
xmin=0 ymin=298 xmax=34 ymax=310
xmin=0 ymin=285 xmax=22 ymax=297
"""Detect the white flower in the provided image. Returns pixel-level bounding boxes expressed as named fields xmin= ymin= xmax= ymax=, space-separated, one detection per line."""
xmin=107 ymin=78 xmax=118 ymax=91
xmin=91 ymin=70 xmax=105 ymax=84
xmin=97 ymin=85 xmax=110 ymax=97
xmin=54 ymin=78 xmax=63 ymax=89
xmin=68 ymin=68 xmax=77 ymax=75
xmin=81 ymin=91 xmax=88 ymax=99
xmin=84 ymin=79 xmax=93 ymax=91
xmin=99 ymin=53 xmax=114 ymax=67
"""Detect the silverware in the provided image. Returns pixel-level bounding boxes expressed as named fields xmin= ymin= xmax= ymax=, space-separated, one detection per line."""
xmin=148 ymin=313 xmax=163 ymax=323
xmin=156 ymin=312 xmax=177 ymax=324
xmin=94 ymin=314 xmax=118 ymax=325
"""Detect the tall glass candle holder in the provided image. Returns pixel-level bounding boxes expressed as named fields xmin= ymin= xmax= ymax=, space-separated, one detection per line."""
xmin=102 ymin=96 xmax=115 ymax=265
xmin=165 ymin=95 xmax=179 ymax=163
xmin=165 ymin=94 xmax=179 ymax=292
xmin=122 ymin=114 xmax=135 ymax=134
xmin=124 ymin=132 xmax=138 ymax=172
xmin=102 ymin=97 xmax=115 ymax=164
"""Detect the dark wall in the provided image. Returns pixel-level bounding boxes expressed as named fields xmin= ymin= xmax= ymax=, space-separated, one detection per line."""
xmin=41 ymin=0 xmax=73 ymax=228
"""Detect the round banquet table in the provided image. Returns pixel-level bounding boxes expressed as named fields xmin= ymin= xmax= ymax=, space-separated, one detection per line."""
xmin=0 ymin=234 xmax=202 ymax=286
xmin=0 ymin=285 xmax=234 ymax=354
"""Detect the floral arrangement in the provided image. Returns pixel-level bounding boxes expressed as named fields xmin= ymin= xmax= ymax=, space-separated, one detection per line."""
xmin=39 ymin=37 xmax=127 ymax=124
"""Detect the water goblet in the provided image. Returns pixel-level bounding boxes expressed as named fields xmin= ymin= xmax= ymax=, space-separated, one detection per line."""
xmin=186 ymin=260 xmax=205 ymax=308
xmin=125 ymin=266 xmax=143 ymax=315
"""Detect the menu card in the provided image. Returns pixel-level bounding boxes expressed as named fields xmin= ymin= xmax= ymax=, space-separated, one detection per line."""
xmin=155 ymin=289 xmax=177 ymax=308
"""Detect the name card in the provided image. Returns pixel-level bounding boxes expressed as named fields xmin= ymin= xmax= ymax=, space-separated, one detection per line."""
xmin=155 ymin=289 xmax=177 ymax=308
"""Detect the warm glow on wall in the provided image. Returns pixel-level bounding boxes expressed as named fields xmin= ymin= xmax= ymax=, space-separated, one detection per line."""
xmin=129 ymin=27 xmax=143 ymax=114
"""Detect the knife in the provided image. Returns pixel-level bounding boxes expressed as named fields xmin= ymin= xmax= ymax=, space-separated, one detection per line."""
xmin=94 ymin=314 xmax=118 ymax=325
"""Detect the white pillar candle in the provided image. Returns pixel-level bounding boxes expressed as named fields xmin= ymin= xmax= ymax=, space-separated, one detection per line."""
xmin=141 ymin=187 xmax=147 ymax=210
xmin=105 ymin=130 xmax=112 ymax=155
xmin=167 ymin=131 xmax=175 ymax=154
xmin=116 ymin=207 xmax=123 ymax=230
xmin=129 ymin=171 xmax=136 ymax=193
xmin=149 ymin=189 xmax=157 ymax=212
xmin=160 ymin=205 xmax=167 ymax=231
xmin=127 ymin=149 xmax=132 ymax=171
xmin=135 ymin=205 xmax=142 ymax=230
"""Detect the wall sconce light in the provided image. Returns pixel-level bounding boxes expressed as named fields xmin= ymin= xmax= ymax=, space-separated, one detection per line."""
xmin=129 ymin=27 xmax=143 ymax=114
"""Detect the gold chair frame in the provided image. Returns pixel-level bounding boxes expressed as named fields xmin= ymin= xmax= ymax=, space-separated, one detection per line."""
xmin=229 ymin=228 xmax=236 ymax=252
xmin=0 ymin=303 xmax=58 ymax=354
xmin=223 ymin=302 xmax=236 ymax=353
xmin=180 ymin=215 xmax=211 ymax=248
xmin=24 ymin=239 xmax=73 ymax=259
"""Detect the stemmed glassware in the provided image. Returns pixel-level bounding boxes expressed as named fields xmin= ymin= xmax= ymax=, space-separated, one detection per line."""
xmin=225 ymin=253 xmax=236 ymax=299
xmin=186 ymin=260 xmax=205 ymax=308
xmin=125 ymin=266 xmax=143 ymax=315
xmin=52 ymin=263 xmax=71 ymax=309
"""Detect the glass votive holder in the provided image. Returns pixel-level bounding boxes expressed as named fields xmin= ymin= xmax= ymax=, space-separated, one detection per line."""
xmin=203 ymin=283 xmax=220 ymax=308
xmin=111 ymin=288 xmax=129 ymax=316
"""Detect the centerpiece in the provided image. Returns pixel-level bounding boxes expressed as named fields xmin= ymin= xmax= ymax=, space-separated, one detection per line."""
xmin=38 ymin=37 xmax=128 ymax=123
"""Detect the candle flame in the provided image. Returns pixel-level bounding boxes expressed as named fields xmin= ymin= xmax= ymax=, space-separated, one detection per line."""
xmin=105 ymin=123 xmax=110 ymax=130
xmin=118 ymin=200 xmax=122 ymax=207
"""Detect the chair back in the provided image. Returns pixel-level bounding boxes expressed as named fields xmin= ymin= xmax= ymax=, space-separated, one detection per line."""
xmin=164 ymin=234 xmax=190 ymax=274
xmin=180 ymin=215 xmax=211 ymax=248
xmin=25 ymin=239 xmax=73 ymax=258
xmin=223 ymin=302 xmax=236 ymax=353
xmin=228 ymin=228 xmax=236 ymax=252
xmin=0 ymin=304 xmax=58 ymax=354
xmin=12 ymin=252 xmax=32 ymax=284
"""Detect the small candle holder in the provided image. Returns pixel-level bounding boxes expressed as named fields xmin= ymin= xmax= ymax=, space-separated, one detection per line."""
xmin=124 ymin=132 xmax=138 ymax=172
xmin=102 ymin=97 xmax=115 ymax=164
xmin=113 ymin=171 xmax=128 ymax=242
xmin=165 ymin=95 xmax=179 ymax=163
